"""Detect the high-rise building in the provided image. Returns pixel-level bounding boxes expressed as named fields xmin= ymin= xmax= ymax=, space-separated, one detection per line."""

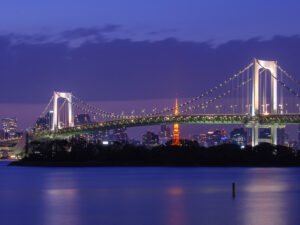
xmin=172 ymin=98 xmax=181 ymax=146
xmin=298 ymin=125 xmax=300 ymax=145
xmin=33 ymin=111 xmax=53 ymax=132
xmin=0 ymin=129 xmax=5 ymax=139
xmin=74 ymin=114 xmax=91 ymax=125
xmin=142 ymin=131 xmax=159 ymax=147
xmin=2 ymin=118 xmax=17 ymax=138
xmin=230 ymin=128 xmax=247 ymax=148
xmin=198 ymin=129 xmax=228 ymax=147
xmin=159 ymin=125 xmax=172 ymax=144
xmin=111 ymin=128 xmax=128 ymax=143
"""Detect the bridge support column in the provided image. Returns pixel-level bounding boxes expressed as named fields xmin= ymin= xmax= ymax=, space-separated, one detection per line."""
xmin=51 ymin=91 xmax=74 ymax=131
xmin=251 ymin=123 xmax=259 ymax=147
xmin=250 ymin=59 xmax=278 ymax=147
xmin=249 ymin=123 xmax=278 ymax=146
xmin=271 ymin=124 xmax=278 ymax=145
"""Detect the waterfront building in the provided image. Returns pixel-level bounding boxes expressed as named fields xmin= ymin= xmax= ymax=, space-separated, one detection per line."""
xmin=230 ymin=128 xmax=247 ymax=148
xmin=2 ymin=117 xmax=18 ymax=138
xmin=111 ymin=128 xmax=128 ymax=143
xmin=0 ymin=129 xmax=5 ymax=139
xmin=74 ymin=113 xmax=91 ymax=125
xmin=298 ymin=125 xmax=300 ymax=146
xmin=142 ymin=131 xmax=159 ymax=147
xmin=198 ymin=129 xmax=228 ymax=147
xmin=159 ymin=125 xmax=172 ymax=144
xmin=33 ymin=111 xmax=53 ymax=132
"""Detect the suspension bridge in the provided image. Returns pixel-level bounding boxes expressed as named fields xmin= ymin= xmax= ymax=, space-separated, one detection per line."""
xmin=2 ymin=58 xmax=300 ymax=152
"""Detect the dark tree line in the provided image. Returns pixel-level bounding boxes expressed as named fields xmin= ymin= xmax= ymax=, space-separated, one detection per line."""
xmin=21 ymin=138 xmax=300 ymax=166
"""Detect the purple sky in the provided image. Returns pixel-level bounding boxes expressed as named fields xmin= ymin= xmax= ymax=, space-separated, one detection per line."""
xmin=1 ymin=0 xmax=300 ymax=139
xmin=1 ymin=0 xmax=300 ymax=43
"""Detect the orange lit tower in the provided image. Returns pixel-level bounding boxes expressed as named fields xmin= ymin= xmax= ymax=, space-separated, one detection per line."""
xmin=172 ymin=98 xmax=181 ymax=146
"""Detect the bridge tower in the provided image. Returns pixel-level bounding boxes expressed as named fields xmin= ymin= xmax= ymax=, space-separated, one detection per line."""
xmin=250 ymin=59 xmax=278 ymax=146
xmin=51 ymin=91 xmax=74 ymax=130
xmin=172 ymin=98 xmax=181 ymax=146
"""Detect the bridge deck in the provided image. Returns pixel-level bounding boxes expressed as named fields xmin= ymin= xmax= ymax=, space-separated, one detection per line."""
xmin=30 ymin=114 xmax=300 ymax=139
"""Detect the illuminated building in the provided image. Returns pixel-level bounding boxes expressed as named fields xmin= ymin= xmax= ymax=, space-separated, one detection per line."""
xmin=111 ymin=128 xmax=128 ymax=143
xmin=2 ymin=117 xmax=18 ymax=138
xmin=142 ymin=131 xmax=159 ymax=147
xmin=230 ymin=128 xmax=247 ymax=148
xmin=159 ymin=125 xmax=172 ymax=144
xmin=172 ymin=98 xmax=181 ymax=146
xmin=198 ymin=129 xmax=227 ymax=147
xmin=0 ymin=129 xmax=5 ymax=139
xmin=298 ymin=125 xmax=300 ymax=146
xmin=74 ymin=114 xmax=91 ymax=125
xmin=33 ymin=111 xmax=53 ymax=132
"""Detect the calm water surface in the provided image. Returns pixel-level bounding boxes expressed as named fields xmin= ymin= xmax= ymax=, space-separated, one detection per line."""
xmin=1 ymin=161 xmax=300 ymax=225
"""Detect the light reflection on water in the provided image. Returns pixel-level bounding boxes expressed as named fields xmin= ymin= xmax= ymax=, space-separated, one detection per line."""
xmin=0 ymin=164 xmax=300 ymax=225
xmin=239 ymin=168 xmax=294 ymax=225
xmin=42 ymin=172 xmax=81 ymax=225
xmin=165 ymin=187 xmax=187 ymax=225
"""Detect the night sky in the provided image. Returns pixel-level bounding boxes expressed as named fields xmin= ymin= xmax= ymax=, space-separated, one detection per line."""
xmin=1 ymin=0 xmax=300 ymax=137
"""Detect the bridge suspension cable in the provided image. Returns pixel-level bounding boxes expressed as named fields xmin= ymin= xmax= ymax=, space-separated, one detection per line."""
xmin=62 ymin=63 xmax=254 ymax=119
xmin=269 ymin=71 xmax=300 ymax=99
xmin=38 ymin=96 xmax=54 ymax=118
xmin=143 ymin=62 xmax=254 ymax=117
xmin=180 ymin=77 xmax=253 ymax=114
xmin=277 ymin=64 xmax=300 ymax=87
xmin=71 ymin=94 xmax=127 ymax=119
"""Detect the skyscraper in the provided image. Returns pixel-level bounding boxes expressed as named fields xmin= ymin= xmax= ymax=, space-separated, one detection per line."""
xmin=74 ymin=113 xmax=91 ymax=125
xmin=230 ymin=128 xmax=247 ymax=148
xmin=142 ymin=131 xmax=159 ymax=147
xmin=159 ymin=125 xmax=172 ymax=144
xmin=172 ymin=98 xmax=181 ymax=146
xmin=2 ymin=117 xmax=18 ymax=138
xmin=33 ymin=111 xmax=53 ymax=132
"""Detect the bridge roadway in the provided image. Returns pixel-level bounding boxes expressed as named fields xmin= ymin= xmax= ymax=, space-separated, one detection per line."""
xmin=31 ymin=113 xmax=300 ymax=140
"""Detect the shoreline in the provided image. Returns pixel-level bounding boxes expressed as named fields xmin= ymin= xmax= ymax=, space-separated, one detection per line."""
xmin=9 ymin=160 xmax=300 ymax=167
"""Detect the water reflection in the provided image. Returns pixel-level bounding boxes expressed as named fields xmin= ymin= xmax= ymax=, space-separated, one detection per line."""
xmin=1 ymin=166 xmax=300 ymax=225
xmin=42 ymin=172 xmax=81 ymax=225
xmin=164 ymin=186 xmax=187 ymax=225
xmin=240 ymin=168 xmax=291 ymax=225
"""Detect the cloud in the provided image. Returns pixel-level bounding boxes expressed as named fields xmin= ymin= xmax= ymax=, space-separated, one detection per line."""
xmin=61 ymin=27 xmax=103 ymax=39
xmin=147 ymin=28 xmax=177 ymax=36
xmin=100 ymin=24 xmax=122 ymax=33
xmin=0 ymin=33 xmax=300 ymax=106
xmin=61 ymin=25 xmax=121 ymax=39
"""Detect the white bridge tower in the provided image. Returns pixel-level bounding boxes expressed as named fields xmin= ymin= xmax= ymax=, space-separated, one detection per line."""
xmin=250 ymin=59 xmax=279 ymax=146
xmin=51 ymin=91 xmax=74 ymax=130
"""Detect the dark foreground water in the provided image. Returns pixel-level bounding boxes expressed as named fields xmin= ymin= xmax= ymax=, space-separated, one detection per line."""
xmin=1 ymin=161 xmax=300 ymax=225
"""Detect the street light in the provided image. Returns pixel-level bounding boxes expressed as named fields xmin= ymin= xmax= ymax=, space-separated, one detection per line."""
xmin=216 ymin=105 xmax=222 ymax=114
xmin=230 ymin=105 xmax=237 ymax=114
